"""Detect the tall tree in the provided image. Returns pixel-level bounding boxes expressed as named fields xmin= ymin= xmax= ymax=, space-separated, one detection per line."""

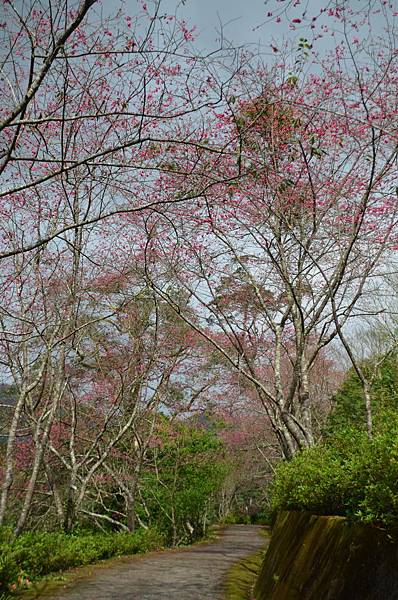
xmin=145 ymin=9 xmax=398 ymax=456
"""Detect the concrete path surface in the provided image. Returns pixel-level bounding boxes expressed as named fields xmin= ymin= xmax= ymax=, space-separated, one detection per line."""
xmin=44 ymin=525 xmax=267 ymax=600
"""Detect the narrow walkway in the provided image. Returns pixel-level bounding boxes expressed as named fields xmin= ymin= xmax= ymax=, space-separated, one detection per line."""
xmin=45 ymin=525 xmax=267 ymax=600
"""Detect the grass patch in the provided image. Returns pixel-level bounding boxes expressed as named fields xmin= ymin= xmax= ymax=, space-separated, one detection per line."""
xmin=223 ymin=531 xmax=269 ymax=600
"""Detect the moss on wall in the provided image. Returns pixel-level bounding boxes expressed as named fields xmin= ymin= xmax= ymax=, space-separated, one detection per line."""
xmin=255 ymin=511 xmax=398 ymax=600
xmin=223 ymin=547 xmax=267 ymax=600
xmin=224 ymin=530 xmax=269 ymax=600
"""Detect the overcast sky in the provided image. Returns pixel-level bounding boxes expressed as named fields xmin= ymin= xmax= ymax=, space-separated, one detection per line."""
xmin=111 ymin=0 xmax=329 ymax=52
xmin=113 ymin=0 xmax=394 ymax=59
xmin=160 ymin=0 xmax=281 ymax=49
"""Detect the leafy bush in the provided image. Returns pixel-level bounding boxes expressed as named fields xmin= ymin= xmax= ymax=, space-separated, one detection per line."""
xmin=220 ymin=513 xmax=251 ymax=525
xmin=271 ymin=414 xmax=398 ymax=528
xmin=0 ymin=527 xmax=162 ymax=593
xmin=138 ymin=423 xmax=229 ymax=545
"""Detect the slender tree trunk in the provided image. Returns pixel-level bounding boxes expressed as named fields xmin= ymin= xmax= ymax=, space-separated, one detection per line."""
xmin=299 ymin=360 xmax=315 ymax=446
xmin=126 ymin=494 xmax=136 ymax=533
xmin=171 ymin=506 xmax=177 ymax=547
xmin=14 ymin=381 xmax=63 ymax=537
xmin=363 ymin=381 xmax=373 ymax=438
xmin=44 ymin=460 xmax=65 ymax=526
xmin=0 ymin=392 xmax=26 ymax=525
xmin=298 ymin=392 xmax=315 ymax=446
xmin=64 ymin=467 xmax=78 ymax=533
xmin=0 ymin=364 xmax=49 ymax=525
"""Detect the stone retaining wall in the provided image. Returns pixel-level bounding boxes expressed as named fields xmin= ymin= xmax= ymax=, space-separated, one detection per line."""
xmin=254 ymin=511 xmax=398 ymax=600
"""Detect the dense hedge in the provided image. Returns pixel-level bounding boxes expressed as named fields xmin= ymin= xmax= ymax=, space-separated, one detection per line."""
xmin=271 ymin=414 xmax=398 ymax=528
xmin=0 ymin=527 xmax=162 ymax=594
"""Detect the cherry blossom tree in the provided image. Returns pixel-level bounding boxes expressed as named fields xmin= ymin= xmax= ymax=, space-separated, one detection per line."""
xmin=145 ymin=6 xmax=398 ymax=456
xmin=0 ymin=0 xmax=243 ymax=534
xmin=0 ymin=0 xmax=243 ymax=256
xmin=1 ymin=0 xmax=397 ymax=536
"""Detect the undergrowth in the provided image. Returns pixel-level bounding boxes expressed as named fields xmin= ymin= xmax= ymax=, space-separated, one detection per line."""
xmin=0 ymin=528 xmax=162 ymax=595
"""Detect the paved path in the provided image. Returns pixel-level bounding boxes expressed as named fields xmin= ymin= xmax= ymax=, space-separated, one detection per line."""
xmin=45 ymin=525 xmax=267 ymax=600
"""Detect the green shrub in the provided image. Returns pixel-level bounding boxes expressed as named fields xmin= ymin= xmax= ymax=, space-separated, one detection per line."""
xmin=220 ymin=513 xmax=251 ymax=525
xmin=0 ymin=527 xmax=162 ymax=593
xmin=138 ymin=424 xmax=229 ymax=545
xmin=271 ymin=415 xmax=398 ymax=529
xmin=326 ymin=354 xmax=398 ymax=434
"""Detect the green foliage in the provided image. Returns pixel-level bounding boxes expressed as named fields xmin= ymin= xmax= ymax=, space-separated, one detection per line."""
xmin=220 ymin=514 xmax=251 ymax=526
xmin=0 ymin=528 xmax=162 ymax=593
xmin=286 ymin=73 xmax=298 ymax=86
xmin=139 ymin=423 xmax=229 ymax=545
xmin=272 ymin=356 xmax=398 ymax=528
xmin=298 ymin=37 xmax=312 ymax=52
xmin=220 ymin=511 xmax=269 ymax=526
xmin=326 ymin=355 xmax=398 ymax=433
xmin=271 ymin=414 xmax=398 ymax=528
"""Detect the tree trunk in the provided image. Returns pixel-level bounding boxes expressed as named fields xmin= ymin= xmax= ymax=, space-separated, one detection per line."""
xmin=363 ymin=381 xmax=373 ymax=438
xmin=14 ymin=389 xmax=61 ymax=537
xmin=44 ymin=460 xmax=65 ymax=526
xmin=64 ymin=479 xmax=77 ymax=533
xmin=126 ymin=493 xmax=136 ymax=533
xmin=0 ymin=391 xmax=26 ymax=525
